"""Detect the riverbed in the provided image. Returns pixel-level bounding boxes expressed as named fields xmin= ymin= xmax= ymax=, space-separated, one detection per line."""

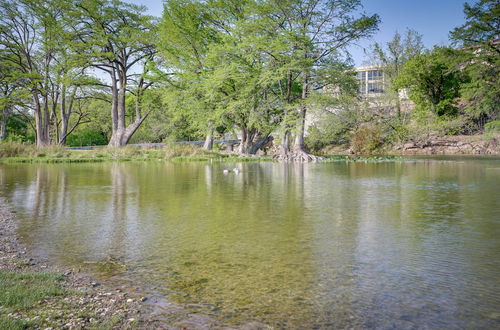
xmin=1 ymin=158 xmax=499 ymax=328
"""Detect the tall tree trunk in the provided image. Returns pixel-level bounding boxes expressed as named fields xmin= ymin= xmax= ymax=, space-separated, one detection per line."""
xmin=58 ymin=86 xmax=77 ymax=145
xmin=108 ymin=70 xmax=149 ymax=147
xmin=0 ymin=107 xmax=8 ymax=141
xmin=284 ymin=73 xmax=318 ymax=161
xmin=203 ymin=122 xmax=214 ymax=150
xmin=238 ymin=128 xmax=248 ymax=154
xmin=396 ymin=89 xmax=401 ymax=119
xmin=281 ymin=130 xmax=291 ymax=154
xmin=34 ymin=95 xmax=49 ymax=147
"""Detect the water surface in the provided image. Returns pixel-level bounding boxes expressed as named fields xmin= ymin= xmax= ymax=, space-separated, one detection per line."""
xmin=1 ymin=159 xmax=499 ymax=328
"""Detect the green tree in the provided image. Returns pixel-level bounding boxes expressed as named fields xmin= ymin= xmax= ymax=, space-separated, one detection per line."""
xmin=393 ymin=47 xmax=465 ymax=117
xmin=159 ymin=0 xmax=228 ymax=150
xmin=0 ymin=0 xmax=97 ymax=146
xmin=368 ymin=29 xmax=425 ymax=118
xmin=75 ymin=0 xmax=157 ymax=147
xmin=259 ymin=0 xmax=379 ymax=160
xmin=450 ymin=0 xmax=500 ymax=126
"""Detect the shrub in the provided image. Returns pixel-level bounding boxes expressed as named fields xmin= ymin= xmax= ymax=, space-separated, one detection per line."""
xmin=66 ymin=128 xmax=108 ymax=147
xmin=485 ymin=120 xmax=500 ymax=133
xmin=350 ymin=124 xmax=384 ymax=154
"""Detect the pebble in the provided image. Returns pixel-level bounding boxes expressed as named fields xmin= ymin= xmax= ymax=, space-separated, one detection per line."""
xmin=127 ymin=298 xmax=134 ymax=303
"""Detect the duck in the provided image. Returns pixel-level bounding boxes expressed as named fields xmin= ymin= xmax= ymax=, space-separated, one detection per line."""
xmin=233 ymin=168 xmax=240 ymax=174
xmin=223 ymin=169 xmax=230 ymax=174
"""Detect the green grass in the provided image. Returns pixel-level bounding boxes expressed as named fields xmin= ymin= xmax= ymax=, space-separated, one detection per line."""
xmin=0 ymin=142 xmax=273 ymax=163
xmin=0 ymin=270 xmax=125 ymax=328
xmin=0 ymin=315 xmax=33 ymax=330
xmin=0 ymin=271 xmax=65 ymax=309
xmin=0 ymin=271 xmax=66 ymax=329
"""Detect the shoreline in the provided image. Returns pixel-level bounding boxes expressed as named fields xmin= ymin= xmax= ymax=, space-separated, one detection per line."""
xmin=0 ymin=197 xmax=157 ymax=329
xmin=0 ymin=197 xmax=270 ymax=329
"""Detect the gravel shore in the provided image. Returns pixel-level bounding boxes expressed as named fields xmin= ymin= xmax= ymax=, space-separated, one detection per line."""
xmin=0 ymin=196 xmax=155 ymax=329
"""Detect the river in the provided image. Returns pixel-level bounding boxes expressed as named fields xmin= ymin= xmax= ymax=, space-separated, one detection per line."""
xmin=1 ymin=158 xmax=499 ymax=328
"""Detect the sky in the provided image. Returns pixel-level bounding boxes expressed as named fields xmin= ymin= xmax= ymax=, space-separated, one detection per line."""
xmin=128 ymin=0 xmax=469 ymax=66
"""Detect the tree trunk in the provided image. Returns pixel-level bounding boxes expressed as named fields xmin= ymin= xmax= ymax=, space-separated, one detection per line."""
xmin=108 ymin=70 xmax=149 ymax=148
xmin=238 ymin=127 xmax=271 ymax=155
xmin=58 ymin=86 xmax=77 ymax=145
xmin=203 ymin=122 xmax=214 ymax=150
xmin=0 ymin=108 xmax=8 ymax=141
xmin=277 ymin=74 xmax=319 ymax=162
xmin=396 ymin=89 xmax=401 ymax=119
xmin=34 ymin=95 xmax=50 ymax=147
xmin=247 ymin=134 xmax=272 ymax=154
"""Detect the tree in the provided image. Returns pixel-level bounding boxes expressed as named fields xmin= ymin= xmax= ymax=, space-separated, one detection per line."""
xmin=261 ymin=0 xmax=379 ymax=160
xmin=368 ymin=29 xmax=425 ymax=118
xmin=393 ymin=47 xmax=465 ymax=117
xmin=0 ymin=0 xmax=61 ymax=146
xmin=0 ymin=51 xmax=27 ymax=141
xmin=0 ymin=0 xmax=97 ymax=146
xmin=450 ymin=0 xmax=500 ymax=127
xmin=76 ymin=0 xmax=157 ymax=147
xmin=159 ymin=0 xmax=225 ymax=150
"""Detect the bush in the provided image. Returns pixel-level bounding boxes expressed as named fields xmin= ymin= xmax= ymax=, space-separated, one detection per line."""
xmin=350 ymin=124 xmax=384 ymax=154
xmin=66 ymin=128 xmax=108 ymax=147
xmin=485 ymin=120 xmax=500 ymax=133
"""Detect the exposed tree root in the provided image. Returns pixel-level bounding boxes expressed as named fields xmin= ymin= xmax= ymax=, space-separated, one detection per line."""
xmin=274 ymin=149 xmax=322 ymax=162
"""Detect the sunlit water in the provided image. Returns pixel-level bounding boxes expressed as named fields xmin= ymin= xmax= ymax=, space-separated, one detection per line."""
xmin=1 ymin=159 xmax=499 ymax=328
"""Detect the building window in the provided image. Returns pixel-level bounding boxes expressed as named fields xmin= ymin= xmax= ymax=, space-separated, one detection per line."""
xmin=359 ymin=83 xmax=367 ymax=94
xmin=367 ymin=70 xmax=383 ymax=80
xmin=367 ymin=81 xmax=384 ymax=93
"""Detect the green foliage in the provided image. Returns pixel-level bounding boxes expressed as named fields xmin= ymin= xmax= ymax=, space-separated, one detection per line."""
xmin=66 ymin=128 xmax=107 ymax=147
xmin=485 ymin=120 xmax=500 ymax=133
xmin=305 ymin=102 xmax=358 ymax=151
xmin=394 ymin=47 xmax=465 ymax=117
xmin=450 ymin=0 xmax=500 ymax=125
xmin=370 ymin=28 xmax=425 ymax=81
xmin=0 ymin=271 xmax=65 ymax=309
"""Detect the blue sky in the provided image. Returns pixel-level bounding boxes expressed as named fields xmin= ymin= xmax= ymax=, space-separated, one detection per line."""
xmin=128 ymin=0 xmax=468 ymax=66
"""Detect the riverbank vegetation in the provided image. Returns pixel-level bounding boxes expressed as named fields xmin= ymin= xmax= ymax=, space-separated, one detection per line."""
xmin=0 ymin=0 xmax=498 ymax=159
xmin=0 ymin=142 xmax=272 ymax=163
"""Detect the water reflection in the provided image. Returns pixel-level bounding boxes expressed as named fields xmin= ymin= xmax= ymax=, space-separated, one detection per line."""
xmin=0 ymin=159 xmax=499 ymax=328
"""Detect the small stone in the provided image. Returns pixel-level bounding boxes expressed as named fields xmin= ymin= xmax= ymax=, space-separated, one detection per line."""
xmin=140 ymin=297 xmax=147 ymax=302
xmin=127 ymin=298 xmax=134 ymax=303
xmin=91 ymin=282 xmax=100 ymax=287
xmin=128 ymin=318 xmax=135 ymax=322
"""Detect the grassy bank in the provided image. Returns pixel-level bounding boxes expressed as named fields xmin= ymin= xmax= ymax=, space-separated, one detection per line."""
xmin=0 ymin=271 xmax=74 ymax=329
xmin=0 ymin=142 xmax=272 ymax=163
